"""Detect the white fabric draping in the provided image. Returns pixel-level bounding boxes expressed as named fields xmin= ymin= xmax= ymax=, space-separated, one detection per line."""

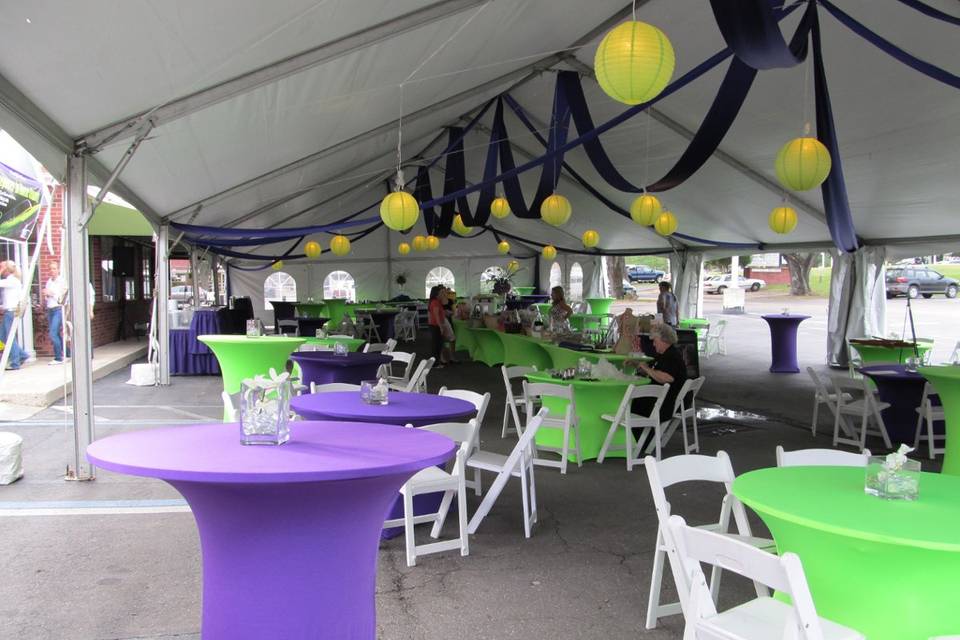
xmin=826 ymin=246 xmax=887 ymax=367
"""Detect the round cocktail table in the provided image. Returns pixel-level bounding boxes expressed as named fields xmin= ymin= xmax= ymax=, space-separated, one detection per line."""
xmin=289 ymin=352 xmax=392 ymax=386
xmin=291 ymin=391 xmax=475 ymax=428
xmin=301 ymin=336 xmax=366 ymax=352
xmin=198 ymin=335 xmax=305 ymax=393
xmin=87 ymin=422 xmax=454 ymax=640
xmin=585 ymin=297 xmax=614 ymax=315
xmin=919 ymin=365 xmax=960 ymax=475
xmin=859 ymin=364 xmax=937 ymax=444
xmin=733 ymin=466 xmax=960 ymax=640
xmin=761 ymin=314 xmax=809 ymax=373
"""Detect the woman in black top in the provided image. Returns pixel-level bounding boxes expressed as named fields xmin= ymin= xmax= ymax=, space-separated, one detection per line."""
xmin=629 ymin=323 xmax=687 ymax=423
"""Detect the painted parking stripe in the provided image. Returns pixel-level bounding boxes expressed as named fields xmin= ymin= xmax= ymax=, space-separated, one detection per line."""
xmin=0 ymin=498 xmax=190 ymax=517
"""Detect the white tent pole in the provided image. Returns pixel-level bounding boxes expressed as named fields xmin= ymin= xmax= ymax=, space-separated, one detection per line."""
xmin=64 ymin=154 xmax=96 ymax=481
xmin=212 ymin=255 xmax=221 ymax=305
xmin=190 ymin=247 xmax=200 ymax=307
xmin=156 ymin=224 xmax=171 ymax=385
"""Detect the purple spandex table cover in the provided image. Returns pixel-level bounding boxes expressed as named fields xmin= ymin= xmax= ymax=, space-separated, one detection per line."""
xmin=187 ymin=309 xmax=222 ymax=355
xmin=87 ymin=422 xmax=454 ymax=640
xmin=289 ymin=352 xmax=392 ymax=387
xmin=169 ymin=329 xmax=220 ymax=375
xmin=860 ymin=364 xmax=942 ymax=444
xmin=291 ymin=391 xmax=476 ymax=427
xmin=366 ymin=310 xmax=399 ymax=340
xmin=761 ymin=314 xmax=810 ymax=373
xmin=295 ymin=316 xmax=329 ymax=338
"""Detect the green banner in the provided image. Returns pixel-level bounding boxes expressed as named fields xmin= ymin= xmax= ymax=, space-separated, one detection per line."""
xmin=0 ymin=161 xmax=42 ymax=241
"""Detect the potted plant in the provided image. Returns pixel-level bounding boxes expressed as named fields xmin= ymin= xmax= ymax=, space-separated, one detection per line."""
xmin=394 ymin=271 xmax=408 ymax=293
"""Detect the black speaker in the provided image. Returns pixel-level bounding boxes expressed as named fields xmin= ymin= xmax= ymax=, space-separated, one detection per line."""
xmin=113 ymin=246 xmax=136 ymax=277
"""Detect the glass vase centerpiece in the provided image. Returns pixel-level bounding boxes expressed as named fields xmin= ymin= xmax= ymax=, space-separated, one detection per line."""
xmin=360 ymin=378 xmax=389 ymax=405
xmin=246 ymin=318 xmax=263 ymax=337
xmin=333 ymin=342 xmax=349 ymax=357
xmin=864 ymin=444 xmax=920 ymax=501
xmin=239 ymin=368 xmax=292 ymax=445
xmin=315 ymin=327 xmax=327 ymax=339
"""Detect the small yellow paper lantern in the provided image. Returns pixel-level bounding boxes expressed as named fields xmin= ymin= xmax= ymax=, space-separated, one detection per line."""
xmin=594 ymin=21 xmax=676 ymax=106
xmin=490 ymin=196 xmax=511 ymax=219
xmin=654 ymin=211 xmax=678 ymax=236
xmin=397 ymin=242 xmax=411 ymax=255
xmin=630 ymin=193 xmax=662 ymax=226
xmin=304 ymin=241 xmax=322 ymax=259
xmin=769 ymin=205 xmax=799 ymax=234
xmin=330 ymin=235 xmax=351 ymax=256
xmin=582 ymin=229 xmax=600 ymax=248
xmin=497 ymin=240 xmax=511 ymax=254
xmin=426 ymin=235 xmax=440 ymax=250
xmin=542 ymin=245 xmax=557 ymax=260
xmin=775 ymin=137 xmax=832 ymax=191
xmin=272 ymin=260 xmax=283 ymax=271
xmin=540 ymin=194 xmax=572 ymax=226
xmin=452 ymin=214 xmax=472 ymax=235
xmin=412 ymin=235 xmax=427 ymax=251
xmin=507 ymin=260 xmax=520 ymax=273
xmin=379 ymin=191 xmax=420 ymax=231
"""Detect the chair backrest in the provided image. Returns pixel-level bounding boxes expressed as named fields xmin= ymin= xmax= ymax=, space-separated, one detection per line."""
xmin=221 ymin=391 xmax=237 ymax=422
xmin=806 ymin=366 xmax=830 ymax=398
xmin=506 ymin=408 xmax=548 ymax=468
xmin=364 ymin=339 xmax=397 ymax=354
xmin=667 ymin=515 xmax=826 ymax=640
xmin=501 ymin=365 xmax=537 ymax=399
xmin=610 ymin=383 xmax=669 ymax=427
xmin=439 ymin=387 xmax=490 ymax=426
xmin=310 ymin=382 xmax=361 ymax=393
xmin=776 ymin=446 xmax=871 ymax=467
xmin=831 ymin=376 xmax=877 ymax=412
xmin=707 ymin=318 xmax=726 ymax=337
xmin=672 ymin=376 xmax=705 ymax=416
xmin=949 ymin=340 xmax=960 ymax=365
xmin=920 ymin=381 xmax=937 ymax=407
xmin=523 ymin=381 xmax=575 ymax=427
xmin=277 ymin=319 xmax=299 ymax=336
xmin=389 ymin=351 xmax=417 ymax=380
xmin=406 ymin=356 xmax=435 ymax=392
xmin=419 ymin=419 xmax=478 ymax=446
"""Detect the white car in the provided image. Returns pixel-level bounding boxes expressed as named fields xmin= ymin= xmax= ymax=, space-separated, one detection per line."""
xmin=703 ymin=274 xmax=765 ymax=294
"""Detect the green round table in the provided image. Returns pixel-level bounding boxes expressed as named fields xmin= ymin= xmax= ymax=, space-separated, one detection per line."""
xmin=294 ymin=302 xmax=327 ymax=319
xmin=471 ymin=328 xmax=505 ymax=367
xmin=499 ymin=332 xmax=552 ymax=370
xmin=678 ymin=317 xmax=710 ymax=341
xmin=585 ymin=297 xmax=615 ymax=315
xmin=569 ymin=313 xmax=607 ymax=332
xmin=322 ymin=299 xmax=350 ymax=326
xmin=850 ymin=339 xmax=933 ymax=365
xmin=525 ymin=371 xmax=649 ymax=462
xmin=920 ymin=365 xmax=960 ymax=475
xmin=534 ymin=303 xmax=553 ymax=317
xmin=733 ymin=466 xmax=960 ymax=640
xmin=198 ymin=335 xmax=306 ymax=393
xmin=301 ymin=336 xmax=365 ymax=352
xmin=513 ymin=286 xmax=535 ymax=296
xmin=451 ymin=319 xmax=479 ymax=360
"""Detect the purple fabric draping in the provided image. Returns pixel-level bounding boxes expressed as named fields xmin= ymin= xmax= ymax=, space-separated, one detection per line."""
xmin=710 ymin=0 xmax=809 ymax=70
xmin=187 ymin=310 xmax=221 ymax=355
xmin=169 ymin=329 xmax=221 ymax=375
xmin=173 ymin=214 xmax=379 ymax=240
xmin=893 ymin=0 xmax=960 ymax=26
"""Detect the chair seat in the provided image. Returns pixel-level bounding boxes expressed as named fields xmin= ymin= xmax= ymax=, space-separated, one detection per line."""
xmin=698 ymin=597 xmax=863 ymax=640
xmin=400 ymin=466 xmax=455 ymax=494
xmin=600 ymin=413 xmax=658 ymax=426
xmin=467 ymin=450 xmax=509 ymax=472
xmin=916 ymin=406 xmax=946 ymax=421
xmin=839 ymin=400 xmax=890 ymax=414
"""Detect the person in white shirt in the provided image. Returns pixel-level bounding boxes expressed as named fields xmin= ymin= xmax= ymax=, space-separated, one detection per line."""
xmin=0 ymin=260 xmax=26 ymax=369
xmin=43 ymin=262 xmax=67 ymax=363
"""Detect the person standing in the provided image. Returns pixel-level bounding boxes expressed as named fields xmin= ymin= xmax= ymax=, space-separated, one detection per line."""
xmin=656 ymin=281 xmax=679 ymax=328
xmin=427 ymin=285 xmax=447 ymax=367
xmin=0 ymin=260 xmax=26 ymax=370
xmin=549 ymin=285 xmax=573 ymax=328
xmin=43 ymin=262 xmax=67 ymax=364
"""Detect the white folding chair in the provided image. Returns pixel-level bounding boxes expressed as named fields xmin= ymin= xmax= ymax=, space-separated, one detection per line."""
xmin=914 ymin=382 xmax=946 ymax=459
xmin=363 ymin=338 xmax=397 ymax=354
xmin=355 ymin=312 xmax=382 ymax=342
xmin=439 ymin=386 xmax=491 ymax=496
xmin=667 ymin=515 xmax=865 ymax=640
xmin=309 ymin=382 xmax=361 ymax=393
xmin=662 ymin=376 xmax=705 ymax=455
xmin=385 ymin=351 xmax=416 ymax=388
xmin=394 ymin=310 xmax=418 ymax=342
xmin=644 ymin=451 xmax=774 ymax=630
xmin=467 ymin=409 xmax=546 ymax=538
xmin=276 ymin=319 xmax=299 ymax=336
xmin=299 ymin=343 xmax=333 ymax=352
xmin=807 ymin=366 xmax=850 ymax=436
xmin=832 ymin=376 xmax=892 ymax=451
xmin=383 ymin=419 xmax=477 ymax=567
xmin=947 ymin=340 xmax=960 ymax=365
xmin=524 ymin=381 xmax=580 ymax=474
xmin=597 ymin=383 xmax=669 ymax=468
xmin=500 ymin=365 xmax=537 ymax=438
xmin=775 ymin=446 xmax=871 ymax=467
xmin=395 ymin=357 xmax=434 ymax=393
xmin=221 ymin=391 xmax=237 ymax=422
xmin=704 ymin=319 xmax=727 ymax=357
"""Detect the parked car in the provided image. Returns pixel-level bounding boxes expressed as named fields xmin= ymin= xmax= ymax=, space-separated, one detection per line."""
xmin=886 ymin=267 xmax=958 ymax=299
xmin=171 ymin=285 xmax=213 ymax=304
xmin=703 ymin=274 xmax=765 ymax=294
xmin=620 ymin=280 xmax=638 ymax=297
xmin=627 ymin=264 xmax=666 ymax=283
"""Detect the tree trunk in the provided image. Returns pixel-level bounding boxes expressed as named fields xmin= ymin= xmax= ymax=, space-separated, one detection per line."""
xmin=607 ymin=256 xmax=625 ymax=298
xmin=784 ymin=253 xmax=815 ymax=296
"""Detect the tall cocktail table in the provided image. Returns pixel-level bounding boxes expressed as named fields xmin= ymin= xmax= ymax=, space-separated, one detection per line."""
xmin=289 ymin=352 xmax=391 ymax=386
xmin=198 ymin=335 xmax=305 ymax=393
xmin=761 ymin=313 xmax=809 ymax=373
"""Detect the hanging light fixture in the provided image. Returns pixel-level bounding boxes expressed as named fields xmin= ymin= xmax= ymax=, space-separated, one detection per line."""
xmin=397 ymin=242 xmax=411 ymax=255
xmin=540 ymin=194 xmax=572 ymax=226
xmin=497 ymin=240 xmax=511 ymax=254
xmin=507 ymin=260 xmax=520 ymax=273
xmin=769 ymin=205 xmax=799 ymax=234
xmin=630 ymin=193 xmax=661 ymax=226
xmin=304 ymin=241 xmax=322 ymax=259
xmin=594 ymin=16 xmax=675 ymax=106
xmin=412 ymin=235 xmax=427 ymax=251
xmin=774 ymin=137 xmax=832 ymax=192
xmin=426 ymin=235 xmax=440 ymax=250
xmin=452 ymin=214 xmax=472 ymax=235
xmin=654 ymin=211 xmax=678 ymax=236
xmin=379 ymin=83 xmax=420 ymax=230
xmin=330 ymin=235 xmax=351 ymax=256
xmin=542 ymin=245 xmax=557 ymax=260
xmin=490 ymin=196 xmax=511 ymax=219
xmin=272 ymin=260 xmax=284 ymax=271
xmin=582 ymin=230 xmax=600 ymax=248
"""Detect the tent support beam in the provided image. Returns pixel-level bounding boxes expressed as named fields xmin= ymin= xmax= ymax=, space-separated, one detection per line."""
xmin=156 ymin=224 xmax=171 ymax=386
xmin=83 ymin=120 xmax=155 ymax=227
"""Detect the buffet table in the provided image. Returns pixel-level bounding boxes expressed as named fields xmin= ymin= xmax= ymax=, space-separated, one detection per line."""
xmin=170 ymin=309 xmax=222 ymax=375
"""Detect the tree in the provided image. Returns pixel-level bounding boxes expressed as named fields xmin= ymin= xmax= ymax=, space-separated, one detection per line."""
xmin=607 ymin=256 xmax=625 ymax=298
xmin=784 ymin=253 xmax=815 ymax=295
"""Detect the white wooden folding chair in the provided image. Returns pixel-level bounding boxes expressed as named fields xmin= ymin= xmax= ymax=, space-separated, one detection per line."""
xmin=775 ymin=446 xmax=871 ymax=467
xmin=807 ymin=366 xmax=850 ymax=436
xmin=309 ymin=382 xmax=361 ymax=393
xmin=355 ymin=312 xmax=382 ymax=342
xmin=383 ymin=419 xmax=477 ymax=567
xmin=500 ymin=365 xmax=536 ymax=438
xmin=467 ymin=409 xmax=546 ymax=538
xmin=914 ymin=382 xmax=946 ymax=459
xmin=221 ymin=391 xmax=237 ymax=422
xmin=644 ymin=451 xmax=774 ymax=630
xmin=395 ymin=357 xmax=434 ymax=393
xmin=439 ymin=386 xmax=491 ymax=495
xmin=524 ymin=381 xmax=580 ymax=474
xmin=832 ymin=376 xmax=892 ymax=451
xmin=662 ymin=376 xmax=705 ymax=455
xmin=704 ymin=319 xmax=727 ymax=357
xmin=385 ymin=351 xmax=416 ymax=388
xmin=394 ymin=310 xmax=418 ymax=342
xmin=667 ymin=515 xmax=865 ymax=640
xmin=363 ymin=338 xmax=397 ymax=354
xmin=597 ymin=384 xmax=669 ymax=468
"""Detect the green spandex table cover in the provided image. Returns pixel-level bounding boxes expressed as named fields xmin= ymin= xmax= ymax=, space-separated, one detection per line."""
xmin=294 ymin=302 xmax=327 ymax=318
xmin=301 ymin=336 xmax=365 ymax=352
xmin=525 ymin=371 xmax=650 ymax=461
xmin=585 ymin=297 xmax=615 ymax=315
xmin=569 ymin=314 xmax=606 ymax=331
xmin=198 ymin=335 xmax=306 ymax=393
xmin=513 ymin=286 xmax=535 ymax=296
xmin=499 ymin=332 xmax=552 ymax=369
xmin=534 ymin=303 xmax=553 ymax=316
xmin=471 ymin=328 xmax=505 ymax=367
xmin=451 ymin=319 xmax=479 ymax=360
xmin=733 ymin=466 xmax=960 ymax=640
xmin=920 ymin=365 xmax=960 ymax=475
xmin=322 ymin=299 xmax=350 ymax=326
xmin=850 ymin=340 xmax=932 ymax=365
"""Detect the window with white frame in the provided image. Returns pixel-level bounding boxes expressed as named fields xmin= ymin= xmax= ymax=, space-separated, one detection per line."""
xmin=569 ymin=262 xmax=584 ymax=301
xmin=549 ymin=262 xmax=562 ymax=290
xmin=323 ymin=270 xmax=356 ymax=302
xmin=264 ymin=271 xmax=297 ymax=310
xmin=425 ymin=266 xmax=455 ymax=297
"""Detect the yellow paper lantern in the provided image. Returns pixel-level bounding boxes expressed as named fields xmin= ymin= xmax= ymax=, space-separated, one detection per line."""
xmin=594 ymin=21 xmax=675 ymax=106
xmin=540 ymin=194 xmax=572 ymax=226
xmin=507 ymin=260 xmax=520 ymax=273
xmin=412 ymin=235 xmax=427 ymax=251
xmin=304 ymin=241 xmax=322 ymax=259
xmin=397 ymin=242 xmax=411 ymax=255
xmin=769 ymin=205 xmax=799 ymax=234
xmin=582 ymin=229 xmax=600 ymax=248
xmin=330 ymin=235 xmax=351 ymax=256
xmin=497 ymin=240 xmax=511 ymax=254
xmin=630 ymin=193 xmax=662 ymax=226
xmin=379 ymin=191 xmax=420 ymax=231
xmin=272 ymin=260 xmax=283 ymax=271
xmin=426 ymin=235 xmax=440 ymax=250
xmin=452 ymin=214 xmax=472 ymax=235
xmin=542 ymin=245 xmax=557 ymax=260
xmin=775 ymin=137 xmax=832 ymax=191
xmin=490 ymin=196 xmax=511 ymax=219
xmin=654 ymin=211 xmax=678 ymax=236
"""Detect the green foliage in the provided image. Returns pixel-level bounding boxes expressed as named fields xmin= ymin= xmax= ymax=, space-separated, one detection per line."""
xmin=624 ymin=255 xmax=669 ymax=270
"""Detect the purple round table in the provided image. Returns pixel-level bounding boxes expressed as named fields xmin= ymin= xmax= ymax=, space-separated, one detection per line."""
xmin=86 ymin=422 xmax=454 ymax=640
xmin=289 ymin=352 xmax=392 ymax=387
xmin=860 ymin=364 xmax=941 ymax=444
xmin=295 ymin=316 xmax=329 ymax=338
xmin=761 ymin=314 xmax=810 ymax=373
xmin=291 ymin=391 xmax=476 ymax=428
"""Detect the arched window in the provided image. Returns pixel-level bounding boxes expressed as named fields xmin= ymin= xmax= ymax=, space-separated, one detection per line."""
xmin=323 ymin=270 xmax=356 ymax=302
xmin=264 ymin=271 xmax=297 ymax=310
xmin=480 ymin=266 xmax=506 ymax=294
xmin=569 ymin=262 xmax=584 ymax=301
xmin=549 ymin=262 xmax=562 ymax=290
xmin=425 ymin=266 xmax=455 ymax=297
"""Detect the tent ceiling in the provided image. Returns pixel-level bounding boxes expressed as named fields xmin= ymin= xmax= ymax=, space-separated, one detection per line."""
xmin=0 ymin=0 xmax=957 ymax=256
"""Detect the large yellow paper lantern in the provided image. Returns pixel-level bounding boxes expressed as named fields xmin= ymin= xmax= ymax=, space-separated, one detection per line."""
xmin=379 ymin=191 xmax=420 ymax=231
xmin=426 ymin=235 xmax=440 ymax=250
xmin=304 ymin=241 xmax=322 ymax=259
xmin=490 ymin=196 xmax=511 ymax=219
xmin=769 ymin=205 xmax=799 ymax=234
xmin=330 ymin=235 xmax=351 ymax=256
xmin=397 ymin=242 xmax=411 ymax=255
xmin=542 ymin=245 xmax=557 ymax=260
xmin=452 ymin=214 xmax=472 ymax=235
xmin=497 ymin=240 xmax=511 ymax=254
xmin=775 ymin=137 xmax=832 ymax=191
xmin=272 ymin=260 xmax=284 ymax=271
xmin=540 ymin=194 xmax=572 ymax=226
xmin=654 ymin=211 xmax=678 ymax=236
xmin=412 ymin=235 xmax=427 ymax=251
xmin=507 ymin=260 xmax=520 ymax=273
xmin=594 ymin=21 xmax=675 ymax=106
xmin=630 ymin=193 xmax=662 ymax=226
xmin=582 ymin=229 xmax=600 ymax=248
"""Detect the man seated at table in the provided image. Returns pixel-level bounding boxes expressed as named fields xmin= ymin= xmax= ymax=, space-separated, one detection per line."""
xmin=628 ymin=323 xmax=687 ymax=424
